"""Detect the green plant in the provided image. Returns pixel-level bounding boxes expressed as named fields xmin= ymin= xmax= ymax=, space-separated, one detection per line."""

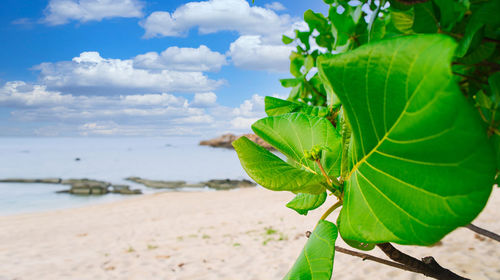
xmin=236 ymin=0 xmax=500 ymax=279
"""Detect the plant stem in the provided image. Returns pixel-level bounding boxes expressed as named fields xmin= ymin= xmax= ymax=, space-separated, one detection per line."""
xmin=465 ymin=223 xmax=500 ymax=242
xmin=320 ymin=200 xmax=342 ymax=220
xmin=315 ymin=159 xmax=342 ymax=189
xmin=377 ymin=243 xmax=469 ymax=280
xmin=335 ymin=246 xmax=421 ymax=274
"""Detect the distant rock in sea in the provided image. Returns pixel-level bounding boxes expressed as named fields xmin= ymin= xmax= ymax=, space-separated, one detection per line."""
xmin=126 ymin=177 xmax=256 ymax=191
xmin=0 ymin=178 xmax=142 ymax=196
xmin=199 ymin=133 xmax=273 ymax=150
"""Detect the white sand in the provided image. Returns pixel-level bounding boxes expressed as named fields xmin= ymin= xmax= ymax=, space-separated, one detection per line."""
xmin=0 ymin=187 xmax=499 ymax=280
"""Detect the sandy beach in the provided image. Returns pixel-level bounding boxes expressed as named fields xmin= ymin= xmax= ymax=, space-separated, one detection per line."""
xmin=1 ymin=187 xmax=499 ymax=280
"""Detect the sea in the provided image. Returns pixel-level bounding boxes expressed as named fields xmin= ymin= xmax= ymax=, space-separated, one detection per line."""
xmin=0 ymin=137 xmax=251 ymax=215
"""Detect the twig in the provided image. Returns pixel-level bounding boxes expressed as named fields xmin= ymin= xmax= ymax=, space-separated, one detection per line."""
xmin=377 ymin=243 xmax=469 ymax=280
xmin=465 ymin=223 xmax=500 ymax=242
xmin=335 ymin=246 xmax=421 ymax=274
xmin=315 ymin=159 xmax=341 ymax=188
xmin=319 ymin=200 xmax=342 ymax=221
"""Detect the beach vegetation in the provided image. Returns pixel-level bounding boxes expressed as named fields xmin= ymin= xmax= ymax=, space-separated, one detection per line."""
xmin=236 ymin=0 xmax=500 ymax=279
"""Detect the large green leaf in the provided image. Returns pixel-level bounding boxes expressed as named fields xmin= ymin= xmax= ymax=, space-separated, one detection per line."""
xmin=284 ymin=220 xmax=338 ymax=280
xmin=233 ymin=137 xmax=326 ymax=194
xmin=265 ymin=96 xmax=329 ymax=118
xmin=252 ymin=113 xmax=342 ymax=177
xmin=286 ymin=192 xmax=327 ymax=215
xmin=318 ymin=34 xmax=495 ymax=245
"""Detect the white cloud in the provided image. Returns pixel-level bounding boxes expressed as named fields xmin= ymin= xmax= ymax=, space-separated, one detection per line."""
xmin=34 ymin=51 xmax=223 ymax=94
xmin=191 ymin=92 xmax=217 ymax=107
xmin=133 ymin=45 xmax=227 ymax=72
xmin=120 ymin=93 xmax=185 ymax=106
xmin=232 ymin=94 xmax=265 ymax=118
xmin=0 ymin=81 xmax=74 ymax=106
xmin=264 ymin=2 xmax=286 ymax=11
xmin=43 ymin=0 xmax=144 ymax=25
xmin=140 ymin=0 xmax=294 ymax=42
xmin=230 ymin=116 xmax=259 ymax=130
xmin=228 ymin=35 xmax=294 ymax=72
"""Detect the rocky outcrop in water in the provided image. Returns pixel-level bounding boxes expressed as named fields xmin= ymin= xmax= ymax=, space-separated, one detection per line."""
xmin=199 ymin=133 xmax=274 ymax=150
xmin=126 ymin=177 xmax=256 ymax=191
xmin=1 ymin=178 xmax=142 ymax=196
xmin=0 ymin=178 xmax=62 ymax=184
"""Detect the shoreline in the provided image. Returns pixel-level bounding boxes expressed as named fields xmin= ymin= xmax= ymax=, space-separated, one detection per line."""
xmin=1 ymin=188 xmax=499 ymax=279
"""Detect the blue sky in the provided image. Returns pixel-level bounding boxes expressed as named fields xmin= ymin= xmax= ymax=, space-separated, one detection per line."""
xmin=0 ymin=0 xmax=327 ymax=137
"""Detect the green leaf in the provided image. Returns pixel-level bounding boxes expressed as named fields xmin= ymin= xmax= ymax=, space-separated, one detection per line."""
xmin=286 ymin=192 xmax=327 ymax=215
xmin=388 ymin=8 xmax=414 ymax=34
xmin=489 ymin=72 xmax=500 ymax=109
xmin=304 ymin=10 xmax=329 ymax=33
xmin=265 ymin=96 xmax=329 ymax=118
xmin=233 ymin=137 xmax=326 ymax=194
xmin=318 ymin=34 xmax=495 ymax=245
xmin=434 ymin=0 xmax=467 ymax=31
xmin=412 ymin=2 xmax=438 ymax=33
xmin=457 ymin=42 xmax=496 ymax=65
xmin=304 ymin=55 xmax=315 ymax=73
xmin=290 ymin=52 xmax=306 ymax=77
xmin=456 ymin=0 xmax=500 ymax=57
xmin=342 ymin=238 xmax=376 ymax=251
xmin=283 ymin=35 xmax=294 ymax=45
xmin=252 ymin=113 xmax=342 ymax=177
xmin=281 ymin=78 xmax=303 ymax=88
xmin=283 ymin=220 xmax=338 ymax=280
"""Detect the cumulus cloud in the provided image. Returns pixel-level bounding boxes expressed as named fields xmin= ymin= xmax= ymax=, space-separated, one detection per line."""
xmin=43 ymin=0 xmax=144 ymax=25
xmin=264 ymin=2 xmax=286 ymax=11
xmin=34 ymin=51 xmax=223 ymax=94
xmin=229 ymin=94 xmax=266 ymax=130
xmin=228 ymin=35 xmax=294 ymax=72
xmin=191 ymin=92 xmax=217 ymax=107
xmin=230 ymin=116 xmax=259 ymax=129
xmin=133 ymin=45 xmax=227 ymax=72
xmin=0 ymin=81 xmax=74 ymax=106
xmin=140 ymin=0 xmax=293 ymax=42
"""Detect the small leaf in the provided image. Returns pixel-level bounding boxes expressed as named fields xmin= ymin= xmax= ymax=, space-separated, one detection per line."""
xmin=290 ymin=52 xmax=305 ymax=77
xmin=286 ymin=192 xmax=327 ymax=215
xmin=265 ymin=96 xmax=329 ymax=117
xmin=456 ymin=0 xmax=500 ymax=57
xmin=280 ymin=78 xmax=303 ymax=88
xmin=433 ymin=0 xmax=467 ymax=31
xmin=233 ymin=137 xmax=326 ymax=194
xmin=388 ymin=8 xmax=414 ymax=34
xmin=252 ymin=113 xmax=342 ymax=177
xmin=283 ymin=220 xmax=338 ymax=280
xmin=283 ymin=35 xmax=294 ymax=45
xmin=304 ymin=55 xmax=315 ymax=73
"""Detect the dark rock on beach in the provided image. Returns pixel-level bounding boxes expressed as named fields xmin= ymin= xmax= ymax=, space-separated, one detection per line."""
xmin=199 ymin=133 xmax=274 ymax=150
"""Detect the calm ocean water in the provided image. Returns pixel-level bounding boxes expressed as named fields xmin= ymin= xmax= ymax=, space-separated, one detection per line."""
xmin=0 ymin=137 xmax=250 ymax=215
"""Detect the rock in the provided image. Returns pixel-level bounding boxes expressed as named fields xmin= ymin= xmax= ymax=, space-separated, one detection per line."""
xmin=199 ymin=133 xmax=274 ymax=150
xmin=203 ymin=179 xmax=256 ymax=190
xmin=110 ymin=184 xmax=142 ymax=195
xmin=126 ymin=177 xmax=188 ymax=189
xmin=61 ymin=179 xmax=111 ymax=189
xmin=0 ymin=178 xmax=62 ymax=184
